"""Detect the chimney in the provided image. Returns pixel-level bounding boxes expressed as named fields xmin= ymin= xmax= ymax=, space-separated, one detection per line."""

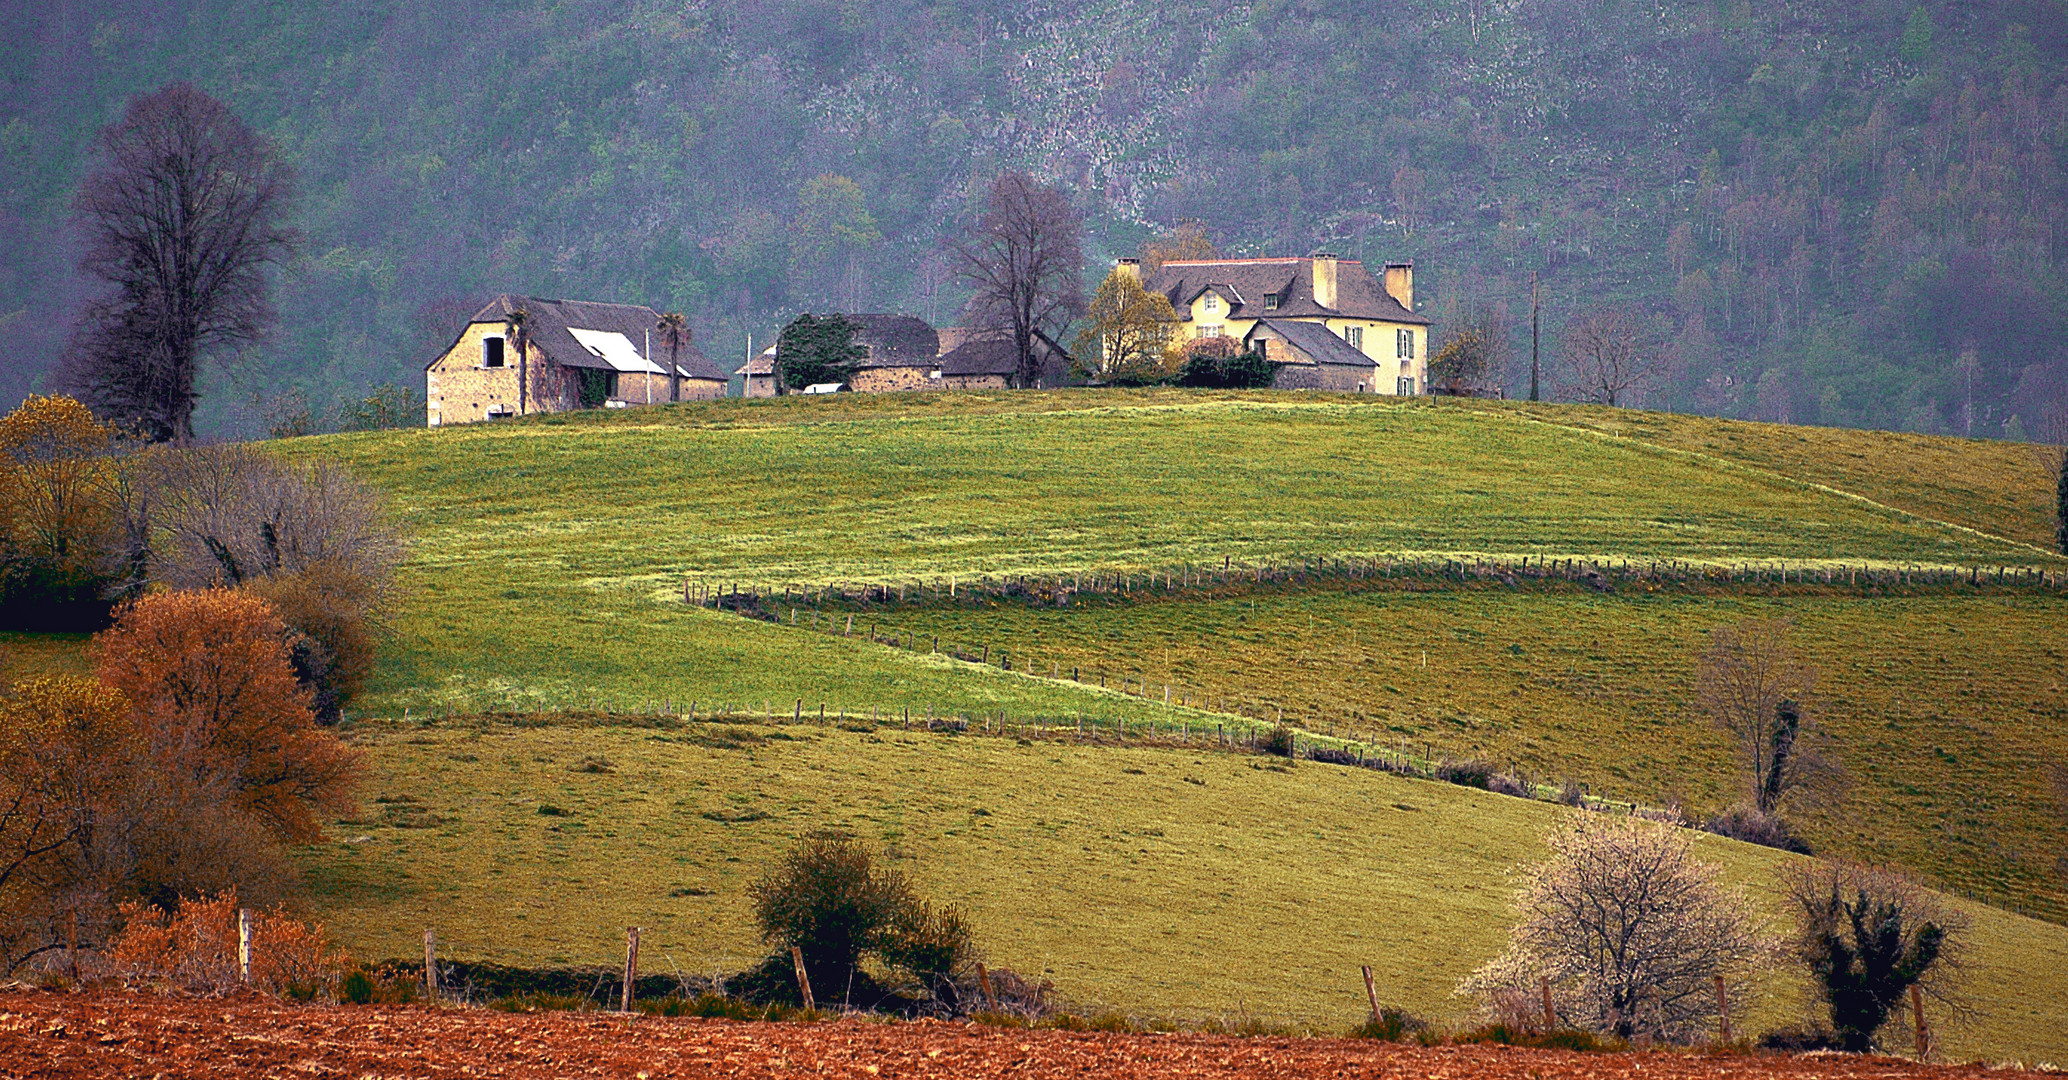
xmin=1383 ymin=261 xmax=1414 ymax=311
xmin=1115 ymin=256 xmax=1141 ymax=284
xmin=1311 ymin=252 xmax=1338 ymax=310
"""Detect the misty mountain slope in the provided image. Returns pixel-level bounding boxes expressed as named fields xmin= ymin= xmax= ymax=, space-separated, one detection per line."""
xmin=2 ymin=1 xmax=2064 ymax=438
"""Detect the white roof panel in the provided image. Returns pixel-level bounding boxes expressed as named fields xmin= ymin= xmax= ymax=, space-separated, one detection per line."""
xmin=568 ymin=327 xmax=662 ymax=373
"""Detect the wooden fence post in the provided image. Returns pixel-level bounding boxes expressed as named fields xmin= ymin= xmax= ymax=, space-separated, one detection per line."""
xmin=1911 ymin=984 xmax=1929 ymax=1060
xmin=1540 ymin=975 xmax=1554 ymax=1032
xmin=238 ymin=908 xmax=252 ymax=983
xmin=977 ymin=962 xmax=999 ymax=1010
xmin=1714 ymin=973 xmax=1731 ymax=1044
xmin=792 ymin=945 xmax=815 ymax=1012
xmin=423 ymin=929 xmax=438 ymax=1001
xmin=1361 ymin=965 xmax=1381 ymax=1023
xmin=622 ymin=926 xmax=641 ymax=1012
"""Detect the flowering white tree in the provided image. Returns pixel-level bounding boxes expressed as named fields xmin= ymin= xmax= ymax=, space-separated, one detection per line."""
xmin=1462 ymin=815 xmax=1775 ymax=1043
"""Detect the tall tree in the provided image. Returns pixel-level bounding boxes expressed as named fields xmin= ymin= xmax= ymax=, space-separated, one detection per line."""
xmin=1555 ymin=306 xmax=1666 ymax=408
xmin=63 ymin=84 xmax=296 ymax=443
xmin=656 ymin=312 xmax=689 ymax=404
xmin=1072 ymin=268 xmax=1180 ymax=384
xmin=950 ymin=173 xmax=1086 ymax=389
xmin=1429 ymin=306 xmax=1511 ymax=396
xmin=1696 ymin=618 xmax=1839 ymax=821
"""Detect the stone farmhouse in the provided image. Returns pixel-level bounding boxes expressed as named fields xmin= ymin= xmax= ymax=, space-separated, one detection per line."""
xmin=424 ymin=295 xmax=726 ymax=426
xmin=1124 ymin=254 xmax=1430 ymax=394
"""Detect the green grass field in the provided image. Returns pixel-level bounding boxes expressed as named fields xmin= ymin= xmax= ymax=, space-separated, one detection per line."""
xmin=19 ymin=391 xmax=2068 ymax=1056
xmin=305 ymin=717 xmax=2068 ymax=1063
xmin=821 ymin=584 xmax=2068 ymax=920
xmin=299 ymin=394 xmax=2058 ymax=602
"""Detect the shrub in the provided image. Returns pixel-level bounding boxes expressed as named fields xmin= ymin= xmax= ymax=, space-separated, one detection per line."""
xmin=1454 ymin=1022 xmax=1623 ymax=1051
xmin=1460 ymin=815 xmax=1776 ymax=1044
xmin=1704 ymin=802 xmax=1812 ymax=854
xmin=104 ymin=889 xmax=344 ymax=998
xmin=1352 ymin=1006 xmax=1430 ymax=1041
xmin=340 ymin=969 xmax=375 ymax=1004
xmin=93 ymin=589 xmax=362 ymax=844
xmin=1783 ymin=861 xmax=1966 ymax=1053
xmin=1435 ymin=758 xmax=1495 ymax=789
xmin=746 ymin=830 xmax=977 ymax=1012
xmin=244 ymin=561 xmax=384 ymax=723
xmin=1259 ymin=723 xmax=1295 ymax=757
xmin=1486 ymin=773 xmax=1530 ymax=798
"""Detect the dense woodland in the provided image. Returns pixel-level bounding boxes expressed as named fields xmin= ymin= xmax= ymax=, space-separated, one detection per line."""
xmin=2 ymin=0 xmax=2065 ymax=438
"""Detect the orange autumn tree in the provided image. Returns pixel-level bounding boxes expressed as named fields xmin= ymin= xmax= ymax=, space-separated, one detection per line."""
xmin=0 ymin=676 xmax=136 ymax=972
xmin=93 ymin=590 xmax=360 ymax=844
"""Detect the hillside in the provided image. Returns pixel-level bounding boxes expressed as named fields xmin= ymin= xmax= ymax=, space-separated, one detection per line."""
xmin=269 ymin=393 xmax=2068 ymax=920
xmin=4 ymin=1 xmax=2065 ymax=437
xmin=307 ymin=716 xmax=2068 ymax=1062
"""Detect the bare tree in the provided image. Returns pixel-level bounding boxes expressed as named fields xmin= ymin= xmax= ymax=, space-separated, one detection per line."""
xmin=154 ymin=444 xmax=400 ymax=593
xmin=949 ymin=173 xmax=1086 ymax=388
xmin=1461 ymin=815 xmax=1775 ymax=1044
xmin=62 ymin=84 xmax=296 ymax=443
xmin=1697 ymin=619 xmax=1840 ymax=826
xmin=1554 ymin=306 xmax=1665 ymax=407
xmin=1782 ymin=861 xmax=1967 ymax=1054
xmin=1429 ymin=306 xmax=1512 ymax=396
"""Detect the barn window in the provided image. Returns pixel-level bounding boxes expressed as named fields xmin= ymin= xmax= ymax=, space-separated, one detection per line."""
xmin=483 ymin=336 xmax=506 ymax=368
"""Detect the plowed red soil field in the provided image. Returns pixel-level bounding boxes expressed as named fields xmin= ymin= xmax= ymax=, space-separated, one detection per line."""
xmin=0 ymin=989 xmax=2027 ymax=1080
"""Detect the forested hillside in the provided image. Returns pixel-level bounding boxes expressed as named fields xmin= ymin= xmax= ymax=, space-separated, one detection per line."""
xmin=2 ymin=0 xmax=2064 ymax=438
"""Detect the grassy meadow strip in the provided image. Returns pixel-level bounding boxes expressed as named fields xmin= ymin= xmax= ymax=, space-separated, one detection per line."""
xmin=360 ymin=578 xmax=1248 ymax=730
xmin=292 ymin=395 xmax=2051 ymax=600
xmin=797 ymin=585 xmax=2068 ymax=922
xmin=1467 ymin=398 xmax=2067 ymax=551
xmin=298 ymin=718 xmax=2068 ymax=1062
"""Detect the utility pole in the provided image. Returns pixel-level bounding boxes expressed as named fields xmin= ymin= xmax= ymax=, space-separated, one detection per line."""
xmin=1529 ymin=271 xmax=1541 ymax=402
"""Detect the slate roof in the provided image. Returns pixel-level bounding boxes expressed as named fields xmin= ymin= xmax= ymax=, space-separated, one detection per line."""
xmin=1252 ymin=318 xmax=1377 ymax=368
xmin=446 ymin=294 xmax=725 ymax=380
xmin=844 ymin=314 xmax=940 ymax=368
xmin=938 ymin=330 xmax=1073 ymax=377
xmin=938 ymin=339 xmax=1016 ymax=377
xmin=1141 ymin=258 xmax=1428 ymax=325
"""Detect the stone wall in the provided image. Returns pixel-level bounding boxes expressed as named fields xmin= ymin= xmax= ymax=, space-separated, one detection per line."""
xmin=850 ymin=365 xmax=941 ymax=393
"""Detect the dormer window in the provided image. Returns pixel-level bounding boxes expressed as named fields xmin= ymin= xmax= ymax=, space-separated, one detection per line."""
xmin=1203 ymin=294 xmax=1220 ymax=313
xmin=483 ymin=336 xmax=506 ymax=368
xmin=1264 ymin=293 xmax=1281 ymax=309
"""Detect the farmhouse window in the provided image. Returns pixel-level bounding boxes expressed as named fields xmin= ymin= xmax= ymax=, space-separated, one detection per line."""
xmin=1345 ymin=326 xmax=1364 ymax=349
xmin=1396 ymin=329 xmax=1413 ymax=358
xmin=1198 ymin=325 xmax=1223 ymax=338
xmin=1397 ymin=376 xmax=1417 ymax=396
xmin=483 ymin=336 xmax=505 ymax=368
xmin=1264 ymin=292 xmax=1281 ymax=309
xmin=1203 ymin=294 xmax=1220 ymax=312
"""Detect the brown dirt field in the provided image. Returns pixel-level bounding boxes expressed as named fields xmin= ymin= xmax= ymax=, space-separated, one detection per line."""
xmin=0 ymin=989 xmax=2037 ymax=1080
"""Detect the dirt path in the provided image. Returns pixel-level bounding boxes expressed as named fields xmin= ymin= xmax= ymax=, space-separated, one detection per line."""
xmin=0 ymin=989 xmax=2019 ymax=1079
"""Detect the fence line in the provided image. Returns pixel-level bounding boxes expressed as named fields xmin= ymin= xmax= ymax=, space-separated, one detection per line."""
xmin=679 ymin=552 xmax=2068 ymax=614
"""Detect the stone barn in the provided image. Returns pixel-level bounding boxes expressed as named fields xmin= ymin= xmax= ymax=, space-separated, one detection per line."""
xmin=424 ymin=295 xmax=727 ymax=426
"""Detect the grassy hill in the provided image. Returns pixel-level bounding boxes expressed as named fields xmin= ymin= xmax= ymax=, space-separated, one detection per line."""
xmin=13 ymin=390 xmax=2066 ymax=1056
xmin=309 ymin=715 xmax=2068 ymax=1063
xmin=271 ymin=392 xmax=2064 ymax=916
